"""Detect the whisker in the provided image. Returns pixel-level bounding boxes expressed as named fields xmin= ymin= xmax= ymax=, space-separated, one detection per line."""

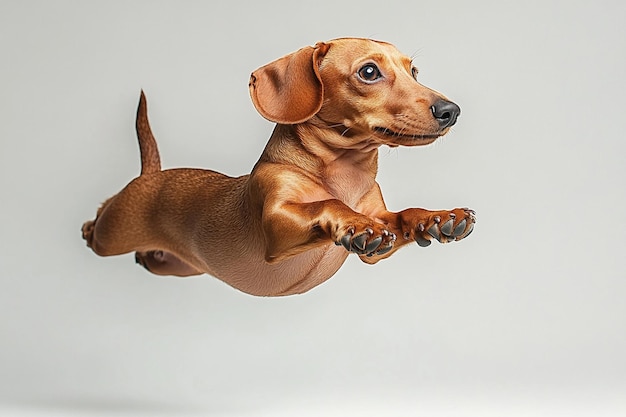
xmin=410 ymin=48 xmax=423 ymax=61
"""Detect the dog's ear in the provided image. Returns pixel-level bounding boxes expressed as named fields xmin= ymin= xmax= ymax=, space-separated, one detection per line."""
xmin=249 ymin=42 xmax=330 ymax=124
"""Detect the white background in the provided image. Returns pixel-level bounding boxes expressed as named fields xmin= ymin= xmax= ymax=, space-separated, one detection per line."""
xmin=1 ymin=1 xmax=625 ymax=416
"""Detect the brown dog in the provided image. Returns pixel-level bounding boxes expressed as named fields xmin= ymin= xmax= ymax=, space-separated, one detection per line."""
xmin=82 ymin=38 xmax=475 ymax=296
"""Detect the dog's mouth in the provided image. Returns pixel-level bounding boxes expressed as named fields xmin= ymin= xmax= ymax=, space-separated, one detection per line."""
xmin=373 ymin=127 xmax=440 ymax=145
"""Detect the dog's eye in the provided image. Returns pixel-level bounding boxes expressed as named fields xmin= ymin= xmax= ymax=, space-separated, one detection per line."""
xmin=411 ymin=66 xmax=419 ymax=80
xmin=358 ymin=64 xmax=382 ymax=82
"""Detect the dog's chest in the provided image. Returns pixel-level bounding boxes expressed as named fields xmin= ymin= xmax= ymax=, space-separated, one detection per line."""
xmin=323 ymin=160 xmax=374 ymax=209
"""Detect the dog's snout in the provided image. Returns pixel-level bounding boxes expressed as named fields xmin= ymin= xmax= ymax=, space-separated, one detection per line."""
xmin=431 ymin=100 xmax=460 ymax=129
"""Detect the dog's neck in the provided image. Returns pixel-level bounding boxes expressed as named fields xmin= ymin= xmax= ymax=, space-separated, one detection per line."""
xmin=260 ymin=123 xmax=379 ymax=176
xmin=256 ymin=123 xmax=379 ymax=208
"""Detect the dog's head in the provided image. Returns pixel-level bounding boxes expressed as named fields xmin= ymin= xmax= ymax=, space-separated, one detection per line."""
xmin=249 ymin=38 xmax=460 ymax=148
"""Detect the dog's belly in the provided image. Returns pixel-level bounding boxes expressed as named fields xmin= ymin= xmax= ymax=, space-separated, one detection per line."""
xmin=210 ymin=244 xmax=349 ymax=296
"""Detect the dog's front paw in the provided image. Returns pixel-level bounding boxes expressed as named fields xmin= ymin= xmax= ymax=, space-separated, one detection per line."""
xmin=412 ymin=208 xmax=475 ymax=247
xmin=335 ymin=224 xmax=397 ymax=257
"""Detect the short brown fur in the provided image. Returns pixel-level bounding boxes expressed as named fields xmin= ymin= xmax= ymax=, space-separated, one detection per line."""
xmin=82 ymin=38 xmax=475 ymax=296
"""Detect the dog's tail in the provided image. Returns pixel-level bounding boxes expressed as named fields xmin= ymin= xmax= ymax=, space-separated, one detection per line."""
xmin=136 ymin=90 xmax=162 ymax=175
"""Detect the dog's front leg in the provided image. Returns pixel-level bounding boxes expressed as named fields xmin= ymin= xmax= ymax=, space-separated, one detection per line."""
xmin=384 ymin=207 xmax=475 ymax=245
xmin=355 ymin=207 xmax=475 ymax=264
xmin=261 ymin=199 xmax=397 ymax=263
xmin=355 ymin=185 xmax=476 ymax=264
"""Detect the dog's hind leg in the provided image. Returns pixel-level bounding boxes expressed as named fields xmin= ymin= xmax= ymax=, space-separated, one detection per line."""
xmin=135 ymin=250 xmax=202 ymax=277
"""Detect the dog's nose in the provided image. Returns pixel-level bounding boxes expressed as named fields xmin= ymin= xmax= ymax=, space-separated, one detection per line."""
xmin=431 ymin=99 xmax=460 ymax=129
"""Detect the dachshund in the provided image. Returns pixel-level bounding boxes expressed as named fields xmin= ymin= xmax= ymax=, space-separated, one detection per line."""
xmin=82 ymin=38 xmax=475 ymax=296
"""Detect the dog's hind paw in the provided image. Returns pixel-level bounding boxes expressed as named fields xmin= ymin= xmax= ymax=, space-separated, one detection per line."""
xmin=81 ymin=220 xmax=95 ymax=248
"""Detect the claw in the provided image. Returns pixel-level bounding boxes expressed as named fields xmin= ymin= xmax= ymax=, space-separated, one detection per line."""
xmin=440 ymin=219 xmax=454 ymax=236
xmin=452 ymin=219 xmax=467 ymax=237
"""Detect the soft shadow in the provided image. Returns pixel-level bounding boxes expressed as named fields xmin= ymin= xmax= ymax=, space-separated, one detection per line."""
xmin=0 ymin=396 xmax=249 ymax=416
